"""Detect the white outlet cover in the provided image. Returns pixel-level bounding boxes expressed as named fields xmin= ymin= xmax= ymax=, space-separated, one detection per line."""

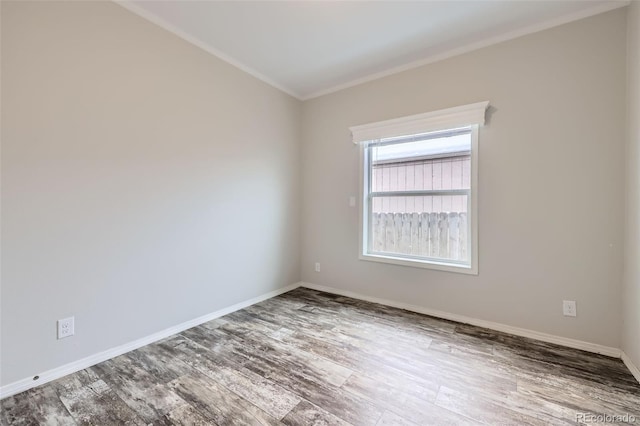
xmin=58 ymin=317 xmax=75 ymax=339
xmin=349 ymin=196 xmax=356 ymax=207
xmin=315 ymin=262 xmax=321 ymax=272
xmin=562 ymin=300 xmax=577 ymax=317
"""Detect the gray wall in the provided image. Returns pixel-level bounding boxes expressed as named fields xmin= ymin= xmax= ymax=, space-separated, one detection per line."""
xmin=623 ymin=1 xmax=640 ymax=371
xmin=301 ymin=9 xmax=627 ymax=348
xmin=1 ymin=1 xmax=301 ymax=386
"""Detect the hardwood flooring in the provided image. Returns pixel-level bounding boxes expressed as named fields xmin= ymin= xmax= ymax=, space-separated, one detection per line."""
xmin=2 ymin=287 xmax=639 ymax=425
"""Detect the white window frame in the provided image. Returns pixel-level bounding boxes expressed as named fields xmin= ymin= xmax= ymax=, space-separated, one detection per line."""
xmin=351 ymin=101 xmax=489 ymax=275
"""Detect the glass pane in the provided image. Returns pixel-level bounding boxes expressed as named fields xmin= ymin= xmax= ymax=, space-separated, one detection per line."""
xmin=370 ymin=133 xmax=471 ymax=192
xmin=370 ymin=195 xmax=469 ymax=262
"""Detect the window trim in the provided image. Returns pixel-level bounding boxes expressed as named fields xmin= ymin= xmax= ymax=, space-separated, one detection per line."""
xmin=352 ymin=102 xmax=488 ymax=275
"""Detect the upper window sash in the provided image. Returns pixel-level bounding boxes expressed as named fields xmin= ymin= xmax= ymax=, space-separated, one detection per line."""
xmin=365 ymin=127 xmax=472 ymax=148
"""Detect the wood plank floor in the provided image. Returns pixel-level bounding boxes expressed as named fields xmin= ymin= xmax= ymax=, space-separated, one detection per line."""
xmin=2 ymin=287 xmax=639 ymax=425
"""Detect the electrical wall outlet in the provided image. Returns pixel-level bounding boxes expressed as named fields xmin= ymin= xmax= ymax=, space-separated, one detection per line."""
xmin=349 ymin=196 xmax=356 ymax=207
xmin=315 ymin=262 xmax=321 ymax=272
xmin=562 ymin=300 xmax=577 ymax=317
xmin=57 ymin=317 xmax=75 ymax=339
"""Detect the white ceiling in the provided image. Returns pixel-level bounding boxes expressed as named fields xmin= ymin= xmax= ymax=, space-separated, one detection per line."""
xmin=119 ymin=0 xmax=629 ymax=100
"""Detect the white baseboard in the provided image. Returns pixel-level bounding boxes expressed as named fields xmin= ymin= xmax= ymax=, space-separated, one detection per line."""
xmin=622 ymin=351 xmax=640 ymax=384
xmin=300 ymin=282 xmax=621 ymax=358
xmin=0 ymin=282 xmax=302 ymax=400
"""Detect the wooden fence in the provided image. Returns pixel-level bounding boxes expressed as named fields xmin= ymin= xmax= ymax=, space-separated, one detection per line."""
xmin=371 ymin=212 xmax=468 ymax=261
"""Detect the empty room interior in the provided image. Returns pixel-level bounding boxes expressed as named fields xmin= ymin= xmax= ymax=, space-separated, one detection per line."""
xmin=2 ymin=0 xmax=640 ymax=424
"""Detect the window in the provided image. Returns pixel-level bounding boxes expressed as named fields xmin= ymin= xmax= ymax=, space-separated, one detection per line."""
xmin=351 ymin=102 xmax=488 ymax=274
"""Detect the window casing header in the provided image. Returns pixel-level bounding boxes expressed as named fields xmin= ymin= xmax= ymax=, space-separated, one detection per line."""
xmin=350 ymin=101 xmax=489 ymax=144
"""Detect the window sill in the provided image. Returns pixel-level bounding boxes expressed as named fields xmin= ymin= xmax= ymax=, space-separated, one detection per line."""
xmin=359 ymin=253 xmax=478 ymax=275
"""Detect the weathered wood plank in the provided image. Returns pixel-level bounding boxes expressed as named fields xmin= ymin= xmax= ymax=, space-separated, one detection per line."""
xmin=165 ymin=335 xmax=301 ymax=420
xmin=89 ymin=356 xmax=185 ymax=423
xmin=150 ymin=402 xmax=212 ymax=426
xmin=168 ymin=373 xmax=279 ymax=426
xmin=282 ymin=400 xmax=353 ymax=426
xmin=435 ymin=386 xmax=550 ymax=426
xmin=1 ymin=386 xmax=76 ymax=426
xmin=58 ymin=380 xmax=146 ymax=426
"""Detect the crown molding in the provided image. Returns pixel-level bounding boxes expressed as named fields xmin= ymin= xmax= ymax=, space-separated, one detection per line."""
xmin=301 ymin=1 xmax=630 ymax=100
xmin=114 ymin=0 xmax=303 ymax=100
